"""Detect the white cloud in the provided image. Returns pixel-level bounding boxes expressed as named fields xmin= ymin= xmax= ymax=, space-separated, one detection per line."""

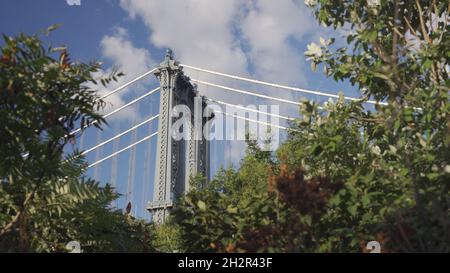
xmin=119 ymin=0 xmax=248 ymax=75
xmin=66 ymin=0 xmax=81 ymax=6
xmin=107 ymin=0 xmax=320 ymax=162
xmin=117 ymin=0 xmax=319 ymax=107
xmin=96 ymin=27 xmax=156 ymax=122
xmin=101 ymin=27 xmax=153 ymax=79
xmin=118 ymin=0 xmax=317 ymax=86
xmin=241 ymin=0 xmax=315 ymax=85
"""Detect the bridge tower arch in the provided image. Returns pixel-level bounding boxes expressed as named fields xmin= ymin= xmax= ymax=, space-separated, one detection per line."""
xmin=147 ymin=49 xmax=210 ymax=224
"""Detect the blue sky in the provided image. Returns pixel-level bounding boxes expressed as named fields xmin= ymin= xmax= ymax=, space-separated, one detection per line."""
xmin=1 ymin=0 xmax=363 ymax=220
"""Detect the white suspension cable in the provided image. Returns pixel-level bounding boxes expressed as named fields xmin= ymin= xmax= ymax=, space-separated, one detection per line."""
xmin=142 ymin=98 xmax=155 ymax=219
xmin=183 ymin=64 xmax=388 ymax=106
xmin=93 ymin=130 xmax=102 ymax=181
xmin=126 ymin=124 xmax=138 ymax=206
xmin=206 ymin=98 xmax=295 ymax=121
xmin=110 ymin=126 xmax=120 ymax=208
xmin=142 ymin=129 xmax=152 ymax=218
xmin=102 ymin=87 xmax=159 ymax=120
xmin=214 ymin=110 xmax=295 ymax=131
xmin=191 ymin=79 xmax=302 ymax=106
xmin=81 ymin=114 xmax=159 ymax=156
xmin=99 ymin=68 xmax=158 ymax=100
xmin=87 ymin=131 xmax=159 ymax=169
xmin=69 ymin=68 xmax=158 ymax=164
xmin=70 ymin=87 xmax=160 ymax=136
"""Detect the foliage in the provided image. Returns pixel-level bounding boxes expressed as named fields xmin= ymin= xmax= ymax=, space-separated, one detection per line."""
xmin=3 ymin=0 xmax=448 ymax=253
xmin=171 ymin=140 xmax=275 ymax=253
xmin=300 ymin=0 xmax=450 ymax=252
xmin=170 ymin=0 xmax=450 ymax=253
xmin=150 ymin=224 xmax=184 ymax=253
xmin=0 ymin=27 xmax=149 ymax=252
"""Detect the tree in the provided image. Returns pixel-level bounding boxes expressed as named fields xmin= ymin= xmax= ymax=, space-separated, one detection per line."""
xmin=170 ymin=0 xmax=449 ymax=253
xmin=171 ymin=139 xmax=274 ymax=253
xmin=300 ymin=0 xmax=449 ymax=252
xmin=0 ymin=27 xmax=151 ymax=252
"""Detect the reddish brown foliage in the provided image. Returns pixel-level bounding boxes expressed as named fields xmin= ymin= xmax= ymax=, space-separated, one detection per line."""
xmin=235 ymin=165 xmax=343 ymax=253
xmin=0 ymin=54 xmax=15 ymax=65
xmin=225 ymin=243 xmax=236 ymax=253
xmin=46 ymin=108 xmax=55 ymax=126
xmin=0 ymin=55 xmax=10 ymax=64
xmin=269 ymin=164 xmax=342 ymax=215
xmin=59 ymin=50 xmax=70 ymax=70
xmin=237 ymin=225 xmax=293 ymax=253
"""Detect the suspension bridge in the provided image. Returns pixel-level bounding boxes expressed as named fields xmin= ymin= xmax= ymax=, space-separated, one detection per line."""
xmin=71 ymin=49 xmax=383 ymax=224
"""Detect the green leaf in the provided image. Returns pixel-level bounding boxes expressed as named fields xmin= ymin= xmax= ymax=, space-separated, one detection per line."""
xmin=47 ymin=24 xmax=62 ymax=33
xmin=348 ymin=205 xmax=358 ymax=217
xmin=226 ymin=205 xmax=238 ymax=214
xmin=197 ymin=200 xmax=207 ymax=211
xmin=422 ymin=59 xmax=433 ymax=70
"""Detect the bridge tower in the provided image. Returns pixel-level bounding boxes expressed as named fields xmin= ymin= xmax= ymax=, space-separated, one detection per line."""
xmin=147 ymin=49 xmax=210 ymax=224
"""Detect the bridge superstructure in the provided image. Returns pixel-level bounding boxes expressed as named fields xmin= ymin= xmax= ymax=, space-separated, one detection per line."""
xmin=71 ymin=49 xmax=385 ymax=223
xmin=147 ymin=49 xmax=210 ymax=224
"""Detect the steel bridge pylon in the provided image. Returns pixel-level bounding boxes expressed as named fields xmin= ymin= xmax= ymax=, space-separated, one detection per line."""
xmin=147 ymin=49 xmax=210 ymax=224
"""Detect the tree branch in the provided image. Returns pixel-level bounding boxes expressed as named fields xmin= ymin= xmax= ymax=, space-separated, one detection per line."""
xmin=415 ymin=0 xmax=432 ymax=44
xmin=392 ymin=0 xmax=400 ymax=64
xmin=0 ymin=182 xmax=39 ymax=237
